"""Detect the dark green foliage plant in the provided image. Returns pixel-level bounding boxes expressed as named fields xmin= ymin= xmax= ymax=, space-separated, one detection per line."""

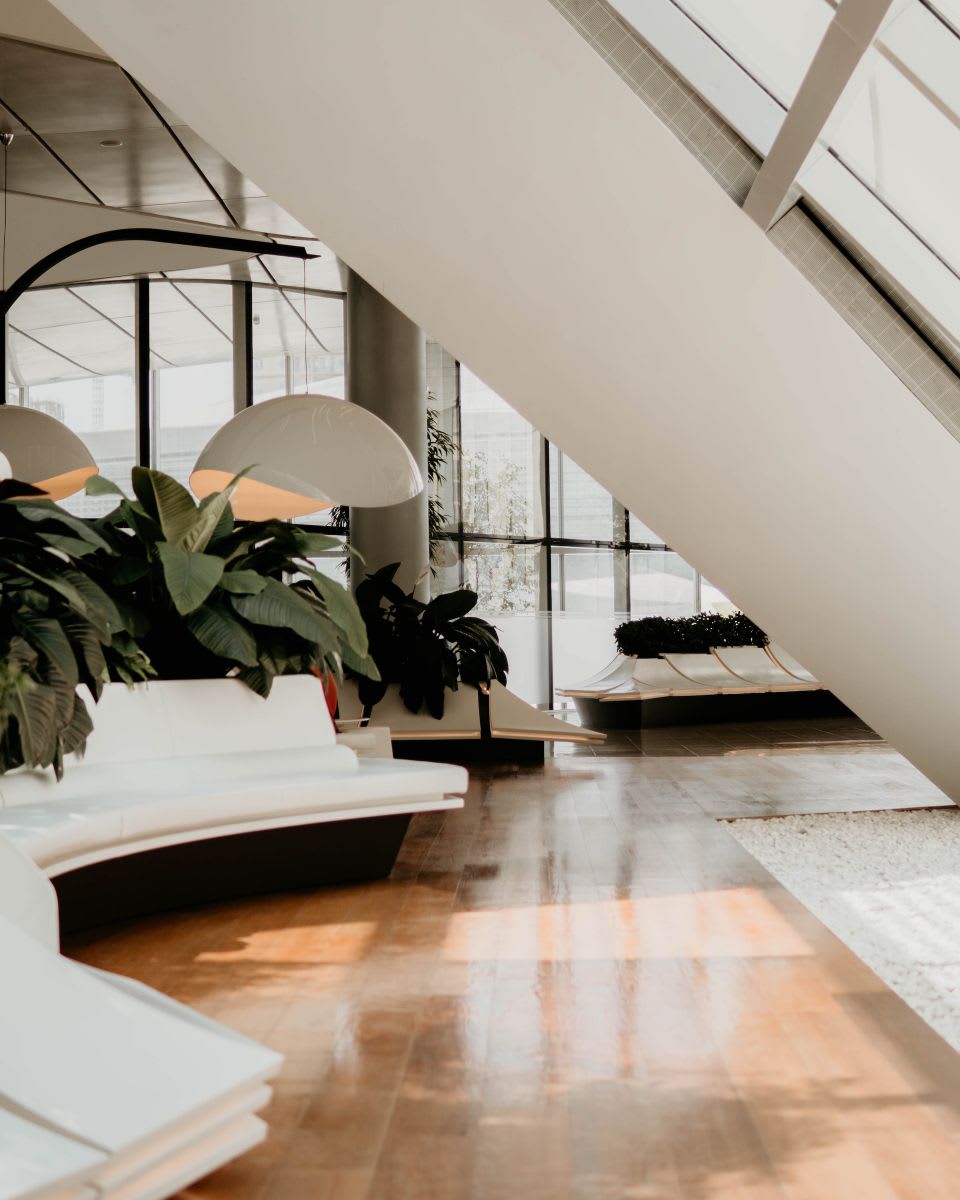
xmin=0 ymin=479 xmax=152 ymax=777
xmin=353 ymin=563 xmax=508 ymax=719
xmin=84 ymin=467 xmax=378 ymax=695
xmin=614 ymin=611 xmax=767 ymax=658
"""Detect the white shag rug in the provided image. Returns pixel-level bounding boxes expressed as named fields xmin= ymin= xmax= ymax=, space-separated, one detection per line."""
xmin=728 ymin=808 xmax=960 ymax=1050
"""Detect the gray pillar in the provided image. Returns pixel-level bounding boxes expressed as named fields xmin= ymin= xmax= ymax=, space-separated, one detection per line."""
xmin=346 ymin=270 xmax=429 ymax=600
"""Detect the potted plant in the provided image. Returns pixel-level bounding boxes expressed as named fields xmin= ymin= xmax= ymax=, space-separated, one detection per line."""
xmin=0 ymin=479 xmax=152 ymax=777
xmin=85 ymin=467 xmax=378 ymax=695
xmin=352 ymin=562 xmax=507 ymax=719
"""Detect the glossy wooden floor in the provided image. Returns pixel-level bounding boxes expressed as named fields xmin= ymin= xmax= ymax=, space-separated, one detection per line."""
xmin=67 ymin=717 xmax=960 ymax=1199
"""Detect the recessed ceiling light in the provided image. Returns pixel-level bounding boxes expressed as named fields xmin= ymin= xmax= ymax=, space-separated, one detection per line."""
xmin=99 ymin=138 xmax=123 ymax=148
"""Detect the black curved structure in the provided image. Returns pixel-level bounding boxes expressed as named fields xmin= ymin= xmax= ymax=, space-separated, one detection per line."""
xmin=0 ymin=226 xmax=315 ymax=398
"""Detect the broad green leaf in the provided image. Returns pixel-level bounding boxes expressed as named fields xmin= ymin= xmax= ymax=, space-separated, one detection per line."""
xmin=86 ymin=475 xmax=127 ymax=498
xmin=61 ymin=569 xmax=122 ymax=637
xmin=285 ymin=529 xmax=343 ymax=556
xmin=207 ymin=499 xmax=236 ymax=549
xmin=236 ymin=664 xmax=272 ymax=697
xmin=14 ymin=611 xmax=79 ymax=688
xmin=62 ymin=615 xmax=108 ymax=698
xmin=185 ymin=604 xmax=259 ymax=666
xmin=16 ymin=505 xmax=113 ymax=550
xmin=300 ymin=567 xmax=369 ymax=655
xmin=156 ymin=543 xmax=224 ymax=615
xmin=180 ymin=470 xmax=248 ymax=553
xmin=8 ymin=674 xmax=59 ymax=769
xmin=112 ymin=556 xmax=151 ymax=586
xmin=15 ymin=563 xmax=89 ymax=616
xmin=59 ymin=693 xmax=93 ymax=758
xmin=132 ymin=467 xmax=198 ymax=544
xmin=231 ymin=577 xmax=338 ymax=645
xmin=425 ymin=588 xmax=477 ymax=624
xmin=340 ymin=641 xmax=380 ymax=681
xmin=219 ymin=570 xmax=268 ymax=595
xmin=36 ymin=532 xmax=100 ymax=558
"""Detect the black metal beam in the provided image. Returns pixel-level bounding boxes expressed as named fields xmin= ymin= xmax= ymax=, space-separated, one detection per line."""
xmin=0 ymin=227 xmax=315 ymax=315
xmin=135 ymin=278 xmax=150 ymax=467
xmin=233 ymin=279 xmax=253 ymax=412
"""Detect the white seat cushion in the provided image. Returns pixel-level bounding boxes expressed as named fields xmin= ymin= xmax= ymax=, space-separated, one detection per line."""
xmin=1 ymin=758 xmax=466 ymax=874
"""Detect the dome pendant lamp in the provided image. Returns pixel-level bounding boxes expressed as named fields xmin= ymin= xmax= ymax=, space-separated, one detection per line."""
xmin=190 ymin=392 xmax=423 ymax=520
xmin=0 ymin=134 xmax=99 ymax=501
xmin=191 ymin=257 xmax=421 ymax=520
xmin=0 ymin=405 xmax=98 ymax=499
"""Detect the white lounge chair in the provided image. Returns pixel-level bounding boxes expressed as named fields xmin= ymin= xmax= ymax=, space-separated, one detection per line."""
xmin=557 ymin=655 xmax=638 ymax=697
xmin=486 ymin=681 xmax=603 ymax=743
xmin=661 ymin=653 xmax=767 ymax=693
xmin=0 ymin=832 xmax=284 ymax=1200
xmin=339 ymin=679 xmax=605 ymax=744
xmin=766 ymin=643 xmax=820 ymax=684
xmin=712 ymin=646 xmax=820 ymax=691
xmin=600 ymin=657 xmax=718 ymax=701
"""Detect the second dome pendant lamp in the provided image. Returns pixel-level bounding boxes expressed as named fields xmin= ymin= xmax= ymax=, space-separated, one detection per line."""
xmin=191 ymin=260 xmax=422 ymax=519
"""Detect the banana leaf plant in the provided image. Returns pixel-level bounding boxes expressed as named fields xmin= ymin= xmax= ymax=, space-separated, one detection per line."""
xmin=353 ymin=562 xmax=508 ymax=718
xmin=0 ymin=479 xmax=153 ymax=777
xmin=84 ymin=467 xmax=378 ymax=696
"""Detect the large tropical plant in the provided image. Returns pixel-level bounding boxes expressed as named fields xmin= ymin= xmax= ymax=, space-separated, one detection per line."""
xmin=353 ymin=562 xmax=508 ymax=718
xmin=85 ymin=467 xmax=378 ymax=695
xmin=0 ymin=480 xmax=152 ymax=777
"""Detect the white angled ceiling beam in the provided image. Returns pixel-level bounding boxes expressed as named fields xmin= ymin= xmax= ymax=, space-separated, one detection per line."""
xmin=743 ymin=0 xmax=899 ymax=230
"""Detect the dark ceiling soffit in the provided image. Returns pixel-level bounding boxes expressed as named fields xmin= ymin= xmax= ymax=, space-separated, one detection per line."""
xmin=1 ymin=226 xmax=316 ymax=312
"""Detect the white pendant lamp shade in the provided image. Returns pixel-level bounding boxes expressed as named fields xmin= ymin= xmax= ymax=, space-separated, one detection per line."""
xmin=0 ymin=405 xmax=98 ymax=499
xmin=190 ymin=393 xmax=424 ymax=521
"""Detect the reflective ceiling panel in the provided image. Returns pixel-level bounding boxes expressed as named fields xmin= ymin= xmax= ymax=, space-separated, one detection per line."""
xmin=0 ymin=33 xmax=340 ymax=279
xmin=0 ymin=38 xmax=156 ymax=134
xmin=174 ymin=127 xmax=265 ymax=199
xmin=41 ymin=126 xmax=212 ymax=208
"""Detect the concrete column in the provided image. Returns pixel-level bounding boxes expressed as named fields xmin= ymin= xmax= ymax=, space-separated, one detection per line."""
xmin=346 ymin=269 xmax=429 ymax=600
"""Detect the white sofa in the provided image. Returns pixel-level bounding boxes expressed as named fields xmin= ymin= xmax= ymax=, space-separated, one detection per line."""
xmin=0 ymin=675 xmax=466 ymax=887
xmin=0 ymin=835 xmax=282 ymax=1200
xmin=0 ymin=674 xmax=468 ymax=1200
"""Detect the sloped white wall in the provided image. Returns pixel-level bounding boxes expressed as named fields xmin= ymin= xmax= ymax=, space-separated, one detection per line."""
xmin=52 ymin=0 xmax=960 ymax=798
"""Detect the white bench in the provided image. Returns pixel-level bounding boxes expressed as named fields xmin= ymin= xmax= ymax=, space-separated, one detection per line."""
xmin=336 ymin=679 xmax=605 ymax=747
xmin=0 ymin=675 xmax=467 ymax=930
xmin=0 ymin=835 xmax=282 ymax=1200
xmin=561 ymin=646 xmax=823 ymax=702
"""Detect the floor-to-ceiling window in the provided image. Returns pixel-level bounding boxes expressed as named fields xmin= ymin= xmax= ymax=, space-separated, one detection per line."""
xmin=431 ymin=349 xmax=727 ymax=706
xmin=4 ymin=277 xmax=724 ymax=707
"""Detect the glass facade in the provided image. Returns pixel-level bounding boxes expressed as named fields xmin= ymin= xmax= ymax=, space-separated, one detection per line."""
xmin=435 ymin=353 xmax=723 ymax=707
xmin=4 ymin=279 xmax=722 ymax=708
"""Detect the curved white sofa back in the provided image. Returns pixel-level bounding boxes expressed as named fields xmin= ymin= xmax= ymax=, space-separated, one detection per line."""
xmin=0 ymin=675 xmax=355 ymax=810
xmin=84 ymin=674 xmax=338 ymax=764
xmin=0 ymin=835 xmax=60 ymax=951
